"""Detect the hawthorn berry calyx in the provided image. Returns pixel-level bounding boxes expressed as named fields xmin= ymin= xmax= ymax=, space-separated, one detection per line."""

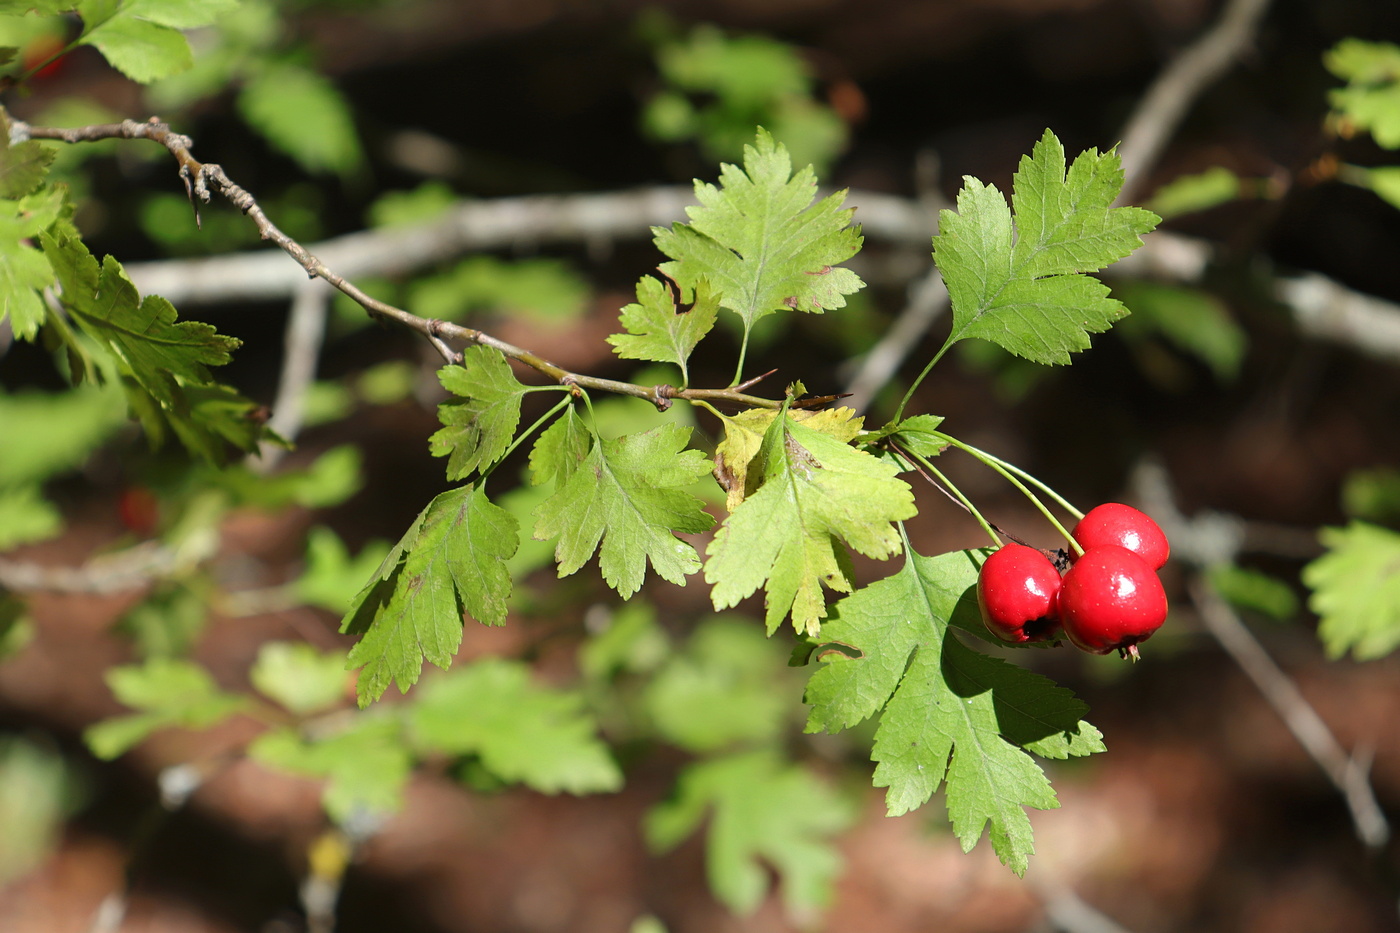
xmin=1056 ymin=544 xmax=1168 ymax=658
xmin=1069 ymin=502 xmax=1170 ymax=569
xmin=976 ymin=543 xmax=1062 ymax=644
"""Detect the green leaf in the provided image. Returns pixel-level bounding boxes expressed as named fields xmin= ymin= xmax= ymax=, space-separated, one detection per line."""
xmin=935 ymin=129 xmax=1159 ymax=364
xmin=249 ymin=641 xmax=348 ymax=716
xmin=41 ymin=232 xmax=266 ymax=462
xmin=43 ymin=232 xmax=237 ymax=402
xmin=84 ymin=658 xmax=247 ymax=759
xmin=642 ymin=617 xmax=790 ymax=753
xmin=249 ymin=716 xmax=410 ymax=822
xmin=0 ymin=484 xmax=61 ymax=549
xmin=1303 ymin=521 xmax=1400 ymax=660
xmin=121 ymin=0 xmax=238 ymax=30
xmin=407 ymin=255 xmax=589 ymax=323
xmin=1325 ymin=39 xmax=1400 ymax=149
xmin=579 ymin=600 xmax=671 ymax=681
xmin=341 ymin=485 xmax=518 ymax=706
xmin=79 ymin=0 xmax=194 ymax=83
xmin=1145 ymin=166 xmax=1242 ymax=219
xmin=1342 ymin=467 xmax=1400 ymax=525
xmin=1358 ymin=166 xmax=1400 ymax=211
xmin=409 ymin=658 xmax=622 ymax=795
xmin=705 ymin=410 xmax=915 ymax=635
xmin=1207 ymin=564 xmax=1298 ymax=622
xmin=0 ymin=141 xmax=55 ymax=198
xmin=645 ymin=751 xmax=853 ymax=915
xmin=1113 ymin=281 xmax=1246 ymax=381
xmin=533 ymin=423 xmax=714 ymax=598
xmin=0 ymin=187 xmax=68 ymax=341
xmin=429 ymin=348 xmax=532 ymax=482
xmin=711 ymin=405 xmax=862 ymax=512
xmin=606 ymin=275 xmax=719 ymax=385
xmin=804 ymin=550 xmax=1104 ymax=875
xmin=294 ymin=526 xmax=392 ymax=616
xmin=115 ymin=580 xmax=208 ymax=657
xmin=654 ymin=129 xmax=863 ymax=352
xmin=528 ymin=404 xmax=591 ymax=488
xmin=237 ymin=61 xmax=363 ymax=175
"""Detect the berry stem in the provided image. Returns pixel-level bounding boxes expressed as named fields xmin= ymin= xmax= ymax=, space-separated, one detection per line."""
xmin=893 ymin=444 xmax=1001 ymax=549
xmin=932 ymin=431 xmax=1085 ymax=555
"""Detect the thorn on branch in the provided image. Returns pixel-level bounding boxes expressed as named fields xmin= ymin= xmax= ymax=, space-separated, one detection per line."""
xmin=734 ymin=368 xmax=779 ymax=393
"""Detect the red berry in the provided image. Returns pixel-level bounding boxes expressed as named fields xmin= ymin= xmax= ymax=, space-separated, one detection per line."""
xmin=1057 ymin=545 xmax=1167 ymax=658
xmin=1070 ymin=503 xmax=1169 ymax=570
xmin=118 ymin=486 xmax=160 ymax=536
xmin=977 ymin=543 xmax=1061 ymax=644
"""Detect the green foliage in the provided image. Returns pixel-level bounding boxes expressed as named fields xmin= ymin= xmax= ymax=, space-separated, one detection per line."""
xmin=1325 ymin=39 xmax=1400 ymax=148
xmin=249 ymin=641 xmax=347 ymax=716
xmin=236 ymin=60 xmax=363 ymax=176
xmin=1145 ymin=166 xmax=1243 ymax=219
xmin=0 ymin=737 xmax=83 ymax=887
xmin=430 ymin=349 xmax=535 ymax=482
xmin=534 ymin=421 xmax=714 ymax=598
xmin=409 ymin=658 xmax=622 ymax=794
xmin=642 ymin=617 xmax=792 ymax=752
xmin=706 ymin=406 xmax=915 ymax=635
xmin=408 ymin=255 xmax=589 ymax=323
xmin=84 ymin=657 xmax=248 ymax=759
xmin=294 ymin=527 xmax=393 ymax=616
xmin=654 ymin=129 xmax=864 ymax=370
xmin=1113 ymin=281 xmax=1246 ymax=382
xmin=1342 ymin=467 xmax=1400 ymax=526
xmin=1303 ymin=521 xmax=1400 ymax=660
xmin=1207 ymin=564 xmax=1298 ymax=622
xmin=42 ymin=231 xmax=271 ymax=463
xmin=607 ymin=275 xmax=720 ymax=386
xmin=250 ymin=716 xmax=411 ymax=823
xmin=933 ymin=129 xmax=1159 ymax=365
xmin=0 ymin=484 xmax=62 ymax=548
xmin=75 ymin=0 xmax=229 ymax=83
xmin=804 ymin=550 xmax=1104 ymax=874
xmin=342 ymin=485 xmax=519 ymax=705
xmin=1352 ymin=165 xmax=1400 ymax=212
xmin=645 ymin=750 xmax=853 ymax=916
xmin=117 ymin=580 xmax=209 ymax=657
xmin=0 ymin=184 xmax=69 ymax=341
xmin=640 ymin=20 xmax=848 ymax=175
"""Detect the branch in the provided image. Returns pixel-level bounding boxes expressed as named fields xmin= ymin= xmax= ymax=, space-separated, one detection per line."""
xmin=1114 ymin=0 xmax=1277 ymax=203
xmin=1130 ymin=460 xmax=1391 ymax=852
xmin=0 ymin=541 xmax=178 ymax=594
xmin=15 ymin=117 xmax=811 ymax=413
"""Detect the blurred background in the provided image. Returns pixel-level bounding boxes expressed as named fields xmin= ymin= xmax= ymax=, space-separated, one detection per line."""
xmin=2 ymin=0 xmax=1400 ymax=931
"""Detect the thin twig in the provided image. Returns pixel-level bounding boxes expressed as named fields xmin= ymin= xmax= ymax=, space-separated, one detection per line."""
xmin=1114 ymin=0 xmax=1276 ymax=204
xmin=15 ymin=117 xmax=799 ymax=413
xmin=0 ymin=541 xmax=178 ymax=593
xmin=1131 ymin=460 xmax=1390 ymax=852
xmin=1189 ymin=578 xmax=1390 ymax=850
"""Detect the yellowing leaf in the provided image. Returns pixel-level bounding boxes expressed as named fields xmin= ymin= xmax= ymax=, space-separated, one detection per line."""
xmin=712 ymin=406 xmax=862 ymax=512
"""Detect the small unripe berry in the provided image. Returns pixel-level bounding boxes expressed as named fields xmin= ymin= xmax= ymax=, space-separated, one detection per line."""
xmin=1057 ymin=545 xmax=1167 ymax=658
xmin=977 ymin=543 xmax=1061 ymax=644
xmin=1070 ymin=503 xmax=1169 ymax=570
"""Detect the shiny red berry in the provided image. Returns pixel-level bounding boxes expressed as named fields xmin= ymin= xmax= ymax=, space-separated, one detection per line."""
xmin=1070 ymin=503 xmax=1169 ymax=570
xmin=977 ymin=543 xmax=1061 ymax=644
xmin=1057 ymin=545 xmax=1167 ymax=658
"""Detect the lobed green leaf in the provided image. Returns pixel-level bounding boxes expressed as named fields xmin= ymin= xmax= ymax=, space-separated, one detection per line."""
xmin=409 ymin=658 xmax=622 ymax=795
xmin=533 ymin=422 xmax=714 ymax=598
xmin=429 ymin=348 xmax=531 ymax=482
xmin=342 ymin=485 xmax=519 ymax=706
xmin=804 ymin=550 xmax=1103 ymax=875
xmin=935 ymin=129 xmax=1159 ymax=365
xmin=1303 ymin=521 xmax=1400 ymax=660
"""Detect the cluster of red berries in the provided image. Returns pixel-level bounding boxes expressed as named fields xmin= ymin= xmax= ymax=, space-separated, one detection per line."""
xmin=976 ymin=503 xmax=1170 ymax=659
